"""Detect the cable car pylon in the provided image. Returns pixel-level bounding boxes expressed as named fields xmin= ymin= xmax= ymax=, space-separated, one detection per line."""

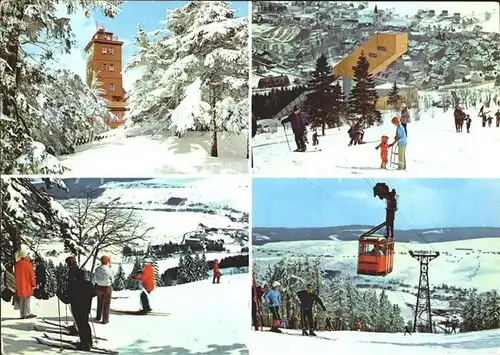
xmin=409 ymin=250 xmax=440 ymax=333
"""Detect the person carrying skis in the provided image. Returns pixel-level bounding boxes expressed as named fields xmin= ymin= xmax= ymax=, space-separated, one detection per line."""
xmin=391 ymin=117 xmax=407 ymax=170
xmin=34 ymin=255 xmax=48 ymax=300
xmin=297 ymin=284 xmax=326 ymax=336
xmin=281 ymin=106 xmax=306 ymax=152
xmin=133 ymin=260 xmax=155 ymax=314
xmin=400 ymin=103 xmax=411 ymax=137
xmin=264 ymin=281 xmax=282 ymax=333
xmin=14 ymin=249 xmax=37 ymax=319
xmin=465 ymin=114 xmax=472 ymax=133
xmin=69 ymin=268 xmax=96 ymax=351
xmin=404 ymin=325 xmax=412 ymax=336
xmin=375 ymin=135 xmax=393 ymax=169
xmin=212 ymin=259 xmax=221 ymax=284
xmin=93 ymin=255 xmax=114 ymax=324
xmin=252 ymin=283 xmax=267 ymax=331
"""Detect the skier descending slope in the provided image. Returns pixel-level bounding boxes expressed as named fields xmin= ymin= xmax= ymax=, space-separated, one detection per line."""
xmin=281 ymin=106 xmax=307 ymax=152
xmin=68 ymin=269 xmax=97 ymax=351
xmin=264 ymin=281 xmax=282 ymax=333
xmin=297 ymin=284 xmax=326 ymax=336
xmin=132 ymin=260 xmax=155 ymax=315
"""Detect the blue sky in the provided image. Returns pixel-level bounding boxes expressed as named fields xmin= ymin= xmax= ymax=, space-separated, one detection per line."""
xmin=52 ymin=1 xmax=248 ymax=90
xmin=252 ymin=179 xmax=500 ymax=229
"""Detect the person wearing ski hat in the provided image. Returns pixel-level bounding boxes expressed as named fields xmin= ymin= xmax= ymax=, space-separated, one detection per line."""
xmin=400 ymin=103 xmax=410 ymax=137
xmin=297 ymin=284 xmax=326 ymax=336
xmin=281 ymin=106 xmax=307 ymax=152
xmin=391 ymin=117 xmax=407 ymax=170
xmin=14 ymin=249 xmax=37 ymax=319
xmin=133 ymin=259 xmax=155 ymax=314
xmin=264 ymin=281 xmax=282 ymax=333
xmin=69 ymin=268 xmax=96 ymax=351
xmin=93 ymin=255 xmax=114 ymax=324
xmin=57 ymin=255 xmax=81 ymax=335
xmin=375 ymin=135 xmax=393 ymax=169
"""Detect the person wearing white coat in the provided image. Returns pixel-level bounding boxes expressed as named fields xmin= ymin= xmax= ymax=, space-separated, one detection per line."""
xmin=92 ymin=256 xmax=114 ymax=324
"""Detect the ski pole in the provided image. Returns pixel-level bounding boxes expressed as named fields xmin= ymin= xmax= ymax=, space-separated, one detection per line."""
xmin=57 ymin=297 xmax=63 ymax=352
xmin=91 ymin=315 xmax=98 ymax=345
xmin=65 ymin=304 xmax=68 ymax=326
xmin=282 ymin=124 xmax=291 ymax=152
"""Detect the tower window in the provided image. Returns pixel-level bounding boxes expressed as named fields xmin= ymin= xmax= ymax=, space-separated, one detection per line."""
xmin=102 ymin=64 xmax=107 ymax=71
xmin=377 ymin=46 xmax=387 ymax=51
xmin=109 ymin=64 xmax=115 ymax=71
xmin=109 ymin=83 xmax=115 ymax=91
xmin=369 ymin=52 xmax=378 ymax=58
xmin=109 ymin=47 xmax=114 ymax=55
xmin=102 ymin=47 xmax=108 ymax=54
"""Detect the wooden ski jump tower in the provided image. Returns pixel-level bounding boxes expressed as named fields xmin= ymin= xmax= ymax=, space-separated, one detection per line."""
xmin=332 ymin=32 xmax=408 ymax=96
xmin=409 ymin=250 xmax=440 ymax=333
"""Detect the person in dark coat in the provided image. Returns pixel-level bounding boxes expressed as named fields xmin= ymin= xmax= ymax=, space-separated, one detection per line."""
xmin=454 ymin=106 xmax=465 ymax=133
xmin=297 ymin=284 xmax=326 ymax=336
xmin=465 ymin=114 xmax=472 ymax=133
xmin=252 ymin=114 xmax=258 ymax=139
xmin=251 ymin=283 xmax=267 ymax=331
xmin=34 ymin=256 xmax=48 ymax=300
xmin=325 ymin=317 xmax=333 ymax=331
xmin=69 ymin=268 xmax=96 ymax=351
xmin=495 ymin=109 xmax=500 ymax=127
xmin=348 ymin=119 xmax=365 ymax=146
xmin=57 ymin=256 xmax=80 ymax=335
xmin=404 ymin=325 xmax=412 ymax=336
xmin=281 ymin=106 xmax=306 ymax=152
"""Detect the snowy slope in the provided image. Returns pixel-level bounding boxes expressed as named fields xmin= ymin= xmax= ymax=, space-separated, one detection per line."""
xmin=1 ymin=274 xmax=249 ymax=355
xmin=250 ymin=328 xmax=500 ymax=355
xmin=58 ymin=129 xmax=248 ymax=176
xmin=252 ymin=108 xmax=500 ymax=176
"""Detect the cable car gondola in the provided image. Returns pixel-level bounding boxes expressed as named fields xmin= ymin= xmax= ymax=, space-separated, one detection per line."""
xmin=357 ymin=183 xmax=397 ymax=276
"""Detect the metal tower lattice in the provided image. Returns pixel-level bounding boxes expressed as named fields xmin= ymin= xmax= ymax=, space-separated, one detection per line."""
xmin=409 ymin=250 xmax=440 ymax=333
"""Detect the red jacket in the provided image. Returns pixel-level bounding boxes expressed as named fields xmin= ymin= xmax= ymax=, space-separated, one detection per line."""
xmin=14 ymin=258 xmax=36 ymax=297
xmin=213 ymin=262 xmax=220 ymax=275
xmin=134 ymin=264 xmax=155 ymax=292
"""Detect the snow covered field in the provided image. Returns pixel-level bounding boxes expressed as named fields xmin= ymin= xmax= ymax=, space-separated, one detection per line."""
xmin=1 ymin=274 xmax=249 ymax=355
xmin=59 ymin=128 xmax=248 ymax=176
xmin=253 ymin=238 xmax=500 ymax=321
xmin=252 ymin=108 xmax=500 ymax=176
xmin=250 ymin=328 xmax=500 ymax=355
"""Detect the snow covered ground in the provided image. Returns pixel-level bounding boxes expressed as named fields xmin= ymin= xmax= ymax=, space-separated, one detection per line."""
xmin=253 ymin=238 xmax=500 ymax=322
xmin=1 ymin=274 xmax=249 ymax=355
xmin=252 ymin=107 xmax=500 ymax=176
xmin=59 ymin=128 xmax=248 ymax=176
xmin=250 ymin=328 xmax=500 ymax=355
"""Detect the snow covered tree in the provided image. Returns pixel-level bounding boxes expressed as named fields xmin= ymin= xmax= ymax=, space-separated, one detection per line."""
xmin=348 ymin=51 xmax=381 ymax=126
xmin=198 ymin=252 xmax=210 ymax=280
xmin=0 ymin=0 xmax=122 ymax=174
xmin=484 ymin=290 xmax=500 ymax=330
xmin=386 ymin=82 xmax=402 ymax=109
xmin=45 ymin=259 xmax=57 ymax=298
xmin=126 ymin=1 xmax=248 ymax=157
xmin=495 ymin=75 xmax=500 ymax=87
xmin=180 ymin=248 xmax=198 ymax=283
xmin=151 ymin=259 xmax=164 ymax=287
xmin=303 ymin=54 xmax=341 ymax=135
xmin=55 ymin=262 xmax=69 ymax=300
xmin=113 ymin=264 xmax=127 ymax=291
xmin=176 ymin=256 xmax=189 ymax=285
xmin=126 ymin=259 xmax=143 ymax=290
xmin=0 ymin=177 xmax=80 ymax=271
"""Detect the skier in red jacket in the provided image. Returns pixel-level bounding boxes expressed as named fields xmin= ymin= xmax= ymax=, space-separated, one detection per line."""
xmin=212 ymin=259 xmax=221 ymax=284
xmin=133 ymin=261 xmax=155 ymax=314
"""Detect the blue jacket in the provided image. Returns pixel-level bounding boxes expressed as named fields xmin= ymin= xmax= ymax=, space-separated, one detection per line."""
xmin=395 ymin=124 xmax=407 ymax=146
xmin=265 ymin=288 xmax=280 ymax=307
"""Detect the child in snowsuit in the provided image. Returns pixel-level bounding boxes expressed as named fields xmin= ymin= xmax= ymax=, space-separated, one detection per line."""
xmin=375 ymin=135 xmax=393 ymax=169
xmin=466 ymin=115 xmax=472 ymax=133
xmin=212 ymin=259 xmax=220 ymax=284
xmin=69 ymin=268 xmax=96 ymax=351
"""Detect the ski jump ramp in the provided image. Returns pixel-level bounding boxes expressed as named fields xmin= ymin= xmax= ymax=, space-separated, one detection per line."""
xmin=332 ymin=32 xmax=408 ymax=78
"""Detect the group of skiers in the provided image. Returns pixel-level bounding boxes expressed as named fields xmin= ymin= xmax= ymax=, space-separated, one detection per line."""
xmin=251 ymin=281 xmax=370 ymax=335
xmin=0 ymin=248 xmax=157 ymax=352
xmin=454 ymin=105 xmax=500 ymax=133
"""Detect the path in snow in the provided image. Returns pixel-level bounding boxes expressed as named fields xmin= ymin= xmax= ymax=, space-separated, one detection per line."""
xmin=59 ymin=129 xmax=248 ymax=176
xmin=250 ymin=328 xmax=500 ymax=355
xmin=1 ymin=274 xmax=248 ymax=355
xmin=252 ymin=109 xmax=500 ymax=177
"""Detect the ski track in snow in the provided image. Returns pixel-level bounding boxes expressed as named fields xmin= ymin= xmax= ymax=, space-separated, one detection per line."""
xmin=250 ymin=328 xmax=500 ymax=355
xmin=59 ymin=129 xmax=248 ymax=176
xmin=253 ymin=108 xmax=500 ymax=177
xmin=1 ymin=274 xmax=249 ymax=355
